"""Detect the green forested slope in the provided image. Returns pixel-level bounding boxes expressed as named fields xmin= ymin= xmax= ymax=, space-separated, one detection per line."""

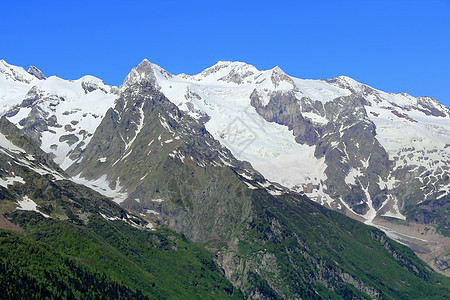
xmin=235 ymin=190 xmax=450 ymax=299
xmin=0 ymin=230 xmax=148 ymax=299
xmin=1 ymin=210 xmax=243 ymax=299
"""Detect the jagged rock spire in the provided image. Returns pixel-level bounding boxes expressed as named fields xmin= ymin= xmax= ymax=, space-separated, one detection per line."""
xmin=27 ymin=65 xmax=46 ymax=80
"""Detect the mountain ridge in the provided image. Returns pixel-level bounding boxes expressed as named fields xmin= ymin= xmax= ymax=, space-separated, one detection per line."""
xmin=1 ymin=60 xmax=450 ymax=297
xmin=1 ymin=58 xmax=449 ymax=275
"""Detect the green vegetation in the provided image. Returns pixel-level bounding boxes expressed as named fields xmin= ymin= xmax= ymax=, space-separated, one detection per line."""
xmin=237 ymin=190 xmax=450 ymax=299
xmin=0 ymin=229 xmax=147 ymax=299
xmin=3 ymin=210 xmax=242 ymax=299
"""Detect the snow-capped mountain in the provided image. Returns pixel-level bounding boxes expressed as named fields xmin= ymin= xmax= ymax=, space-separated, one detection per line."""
xmin=117 ymin=59 xmax=450 ymax=230
xmin=1 ymin=59 xmax=449 ymax=273
xmin=0 ymin=59 xmax=118 ymax=170
xmin=2 ymin=94 xmax=448 ymax=299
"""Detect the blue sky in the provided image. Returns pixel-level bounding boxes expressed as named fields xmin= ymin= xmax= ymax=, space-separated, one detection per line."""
xmin=2 ymin=0 xmax=449 ymax=106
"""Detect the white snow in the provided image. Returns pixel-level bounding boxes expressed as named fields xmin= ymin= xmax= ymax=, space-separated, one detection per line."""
xmin=99 ymin=212 xmax=120 ymax=221
xmin=0 ymin=132 xmax=33 ymax=158
xmin=0 ymin=133 xmax=65 ymax=180
xmin=382 ymin=208 xmax=406 ymax=220
xmin=140 ymin=172 xmax=149 ymax=181
xmin=7 ymin=107 xmax=32 ymax=127
xmin=292 ymin=77 xmax=351 ymax=104
xmin=267 ymin=189 xmax=283 ymax=196
xmin=1 ymin=60 xmax=336 ymax=204
xmin=0 ymin=60 xmax=118 ymax=170
xmin=244 ymin=181 xmax=258 ymax=190
xmin=0 ymin=61 xmax=36 ymax=115
xmin=146 ymin=64 xmax=331 ymax=198
xmin=159 ymin=114 xmax=172 ymax=132
xmin=361 ymin=181 xmax=377 ymax=225
xmin=378 ymin=175 xmax=398 ymax=190
xmin=307 ymin=183 xmax=335 ymax=206
xmin=16 ymin=196 xmax=50 ymax=218
xmin=302 ymin=112 xmax=328 ymax=125
xmin=363 ymin=88 xmax=450 ymax=174
xmin=71 ymin=174 xmax=128 ymax=204
xmin=151 ymin=199 xmax=165 ymax=203
xmin=239 ymin=172 xmax=253 ymax=180
xmin=0 ymin=174 xmax=25 ymax=188
xmin=345 ymin=168 xmax=363 ymax=186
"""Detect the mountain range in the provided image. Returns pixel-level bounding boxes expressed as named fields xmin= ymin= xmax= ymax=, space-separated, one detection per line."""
xmin=0 ymin=58 xmax=449 ymax=298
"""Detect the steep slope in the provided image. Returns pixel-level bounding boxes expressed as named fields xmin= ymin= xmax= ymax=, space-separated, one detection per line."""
xmin=116 ymin=60 xmax=449 ymax=274
xmin=0 ymin=230 xmax=148 ymax=300
xmin=67 ymin=78 xmax=262 ymax=241
xmin=3 ymin=59 xmax=448 ymax=234
xmin=2 ymin=59 xmax=449 ymax=274
xmin=137 ymin=60 xmax=450 ymax=227
xmin=67 ymin=73 xmax=450 ymax=298
xmin=0 ymin=117 xmax=243 ymax=299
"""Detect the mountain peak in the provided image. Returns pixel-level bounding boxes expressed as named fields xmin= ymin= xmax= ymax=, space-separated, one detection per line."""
xmin=0 ymin=59 xmax=36 ymax=84
xmin=202 ymin=61 xmax=257 ymax=73
xmin=121 ymin=59 xmax=172 ymax=87
xmin=326 ymin=75 xmax=362 ymax=93
xmin=271 ymin=65 xmax=285 ymax=74
xmin=27 ymin=65 xmax=46 ymax=80
xmin=216 ymin=60 xmax=253 ymax=67
xmin=136 ymin=58 xmax=153 ymax=69
xmin=197 ymin=61 xmax=259 ymax=84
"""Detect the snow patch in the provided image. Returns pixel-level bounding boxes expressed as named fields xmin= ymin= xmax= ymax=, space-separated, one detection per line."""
xmin=302 ymin=112 xmax=328 ymax=125
xmin=0 ymin=133 xmax=34 ymax=160
xmin=244 ymin=181 xmax=258 ymax=190
xmin=378 ymin=175 xmax=398 ymax=190
xmin=361 ymin=182 xmax=376 ymax=225
xmin=0 ymin=174 xmax=25 ymax=188
xmin=267 ymin=189 xmax=283 ymax=196
xmin=382 ymin=210 xmax=406 ymax=220
xmin=71 ymin=174 xmax=128 ymax=204
xmin=16 ymin=196 xmax=50 ymax=218
xmin=99 ymin=212 xmax=120 ymax=221
xmin=152 ymin=199 xmax=165 ymax=203
xmin=239 ymin=172 xmax=253 ymax=180
xmin=140 ymin=172 xmax=149 ymax=181
xmin=345 ymin=168 xmax=363 ymax=186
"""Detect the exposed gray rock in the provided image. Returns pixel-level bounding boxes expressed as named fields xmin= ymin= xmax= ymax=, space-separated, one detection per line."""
xmin=59 ymin=134 xmax=79 ymax=146
xmin=27 ymin=65 xmax=46 ymax=80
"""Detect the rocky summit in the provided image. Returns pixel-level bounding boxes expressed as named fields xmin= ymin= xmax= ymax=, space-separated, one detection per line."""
xmin=0 ymin=59 xmax=449 ymax=298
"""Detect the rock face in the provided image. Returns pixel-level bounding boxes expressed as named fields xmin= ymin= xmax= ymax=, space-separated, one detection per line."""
xmin=27 ymin=66 xmax=46 ymax=80
xmin=250 ymin=88 xmax=392 ymax=218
